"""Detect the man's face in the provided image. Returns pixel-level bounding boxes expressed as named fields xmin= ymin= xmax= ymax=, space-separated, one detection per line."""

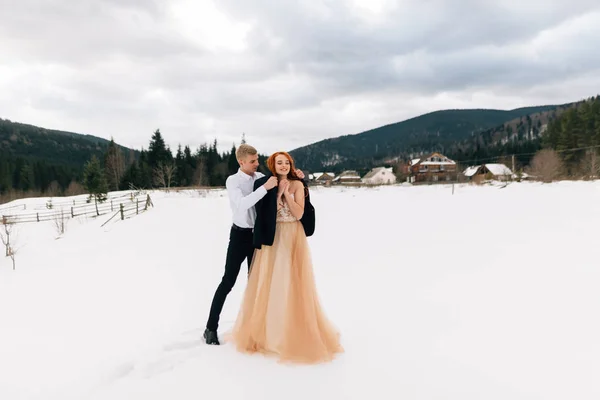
xmin=239 ymin=154 xmax=259 ymax=175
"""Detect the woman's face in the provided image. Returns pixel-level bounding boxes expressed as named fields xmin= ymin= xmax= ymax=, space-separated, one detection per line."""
xmin=275 ymin=154 xmax=291 ymax=176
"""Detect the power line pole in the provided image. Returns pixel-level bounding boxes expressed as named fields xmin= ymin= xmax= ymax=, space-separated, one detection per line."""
xmin=512 ymin=154 xmax=515 ymax=173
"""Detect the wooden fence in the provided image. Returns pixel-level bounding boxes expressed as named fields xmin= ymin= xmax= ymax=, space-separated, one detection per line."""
xmin=1 ymin=193 xmax=153 ymax=225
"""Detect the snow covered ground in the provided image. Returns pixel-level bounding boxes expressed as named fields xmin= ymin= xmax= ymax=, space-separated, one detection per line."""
xmin=0 ymin=181 xmax=598 ymax=400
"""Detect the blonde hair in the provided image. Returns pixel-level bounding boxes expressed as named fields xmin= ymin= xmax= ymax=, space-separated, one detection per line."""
xmin=236 ymin=144 xmax=258 ymax=160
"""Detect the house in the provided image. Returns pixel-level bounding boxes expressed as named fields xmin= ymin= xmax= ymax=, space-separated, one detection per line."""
xmin=332 ymin=170 xmax=361 ymax=184
xmin=407 ymin=152 xmax=457 ymax=182
xmin=312 ymin=172 xmax=335 ymax=184
xmin=362 ymin=167 xmax=397 ymax=185
xmin=463 ymin=163 xmax=513 ymax=182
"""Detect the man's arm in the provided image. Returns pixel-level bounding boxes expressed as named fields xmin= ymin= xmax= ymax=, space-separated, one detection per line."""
xmin=227 ymin=177 xmax=268 ymax=215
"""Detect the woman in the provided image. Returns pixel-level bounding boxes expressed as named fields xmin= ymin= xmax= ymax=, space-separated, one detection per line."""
xmin=229 ymin=151 xmax=343 ymax=364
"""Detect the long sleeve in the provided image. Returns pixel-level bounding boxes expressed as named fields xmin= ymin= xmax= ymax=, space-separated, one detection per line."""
xmin=227 ymin=176 xmax=267 ymax=215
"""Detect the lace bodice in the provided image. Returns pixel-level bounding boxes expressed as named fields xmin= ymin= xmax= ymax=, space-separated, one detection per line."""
xmin=277 ymin=194 xmax=298 ymax=223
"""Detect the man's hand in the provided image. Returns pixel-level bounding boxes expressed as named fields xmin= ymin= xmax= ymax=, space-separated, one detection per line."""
xmin=295 ymin=169 xmax=305 ymax=180
xmin=263 ymin=176 xmax=278 ymax=190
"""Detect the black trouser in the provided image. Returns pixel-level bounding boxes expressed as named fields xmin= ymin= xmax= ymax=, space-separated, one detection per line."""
xmin=206 ymin=225 xmax=255 ymax=331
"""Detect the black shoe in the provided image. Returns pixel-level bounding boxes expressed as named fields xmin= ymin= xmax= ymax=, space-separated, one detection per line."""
xmin=204 ymin=328 xmax=220 ymax=345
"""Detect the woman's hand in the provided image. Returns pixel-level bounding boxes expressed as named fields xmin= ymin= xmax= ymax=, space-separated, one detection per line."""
xmin=277 ymin=178 xmax=290 ymax=199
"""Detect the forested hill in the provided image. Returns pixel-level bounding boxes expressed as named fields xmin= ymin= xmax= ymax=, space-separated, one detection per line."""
xmin=0 ymin=118 xmax=134 ymax=167
xmin=289 ymin=104 xmax=568 ymax=172
xmin=0 ymin=118 xmax=136 ymax=196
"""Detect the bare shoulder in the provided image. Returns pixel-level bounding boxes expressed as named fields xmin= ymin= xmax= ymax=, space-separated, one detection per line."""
xmin=291 ymin=180 xmax=304 ymax=191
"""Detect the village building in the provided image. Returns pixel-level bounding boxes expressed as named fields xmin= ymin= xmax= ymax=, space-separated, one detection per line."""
xmin=332 ymin=170 xmax=362 ymax=184
xmin=406 ymin=152 xmax=457 ymax=182
xmin=311 ymin=172 xmax=335 ymax=184
xmin=463 ymin=163 xmax=513 ymax=182
xmin=362 ymin=167 xmax=397 ymax=185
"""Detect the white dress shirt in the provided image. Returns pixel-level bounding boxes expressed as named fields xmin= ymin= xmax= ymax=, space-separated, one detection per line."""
xmin=226 ymin=168 xmax=267 ymax=229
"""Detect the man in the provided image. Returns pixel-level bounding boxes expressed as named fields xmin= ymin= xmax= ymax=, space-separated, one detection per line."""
xmin=204 ymin=144 xmax=304 ymax=345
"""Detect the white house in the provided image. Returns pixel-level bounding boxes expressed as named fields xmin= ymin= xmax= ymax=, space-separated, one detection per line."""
xmin=362 ymin=167 xmax=397 ymax=185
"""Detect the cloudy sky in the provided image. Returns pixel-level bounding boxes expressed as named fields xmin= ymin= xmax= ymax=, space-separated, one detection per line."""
xmin=1 ymin=0 xmax=600 ymax=155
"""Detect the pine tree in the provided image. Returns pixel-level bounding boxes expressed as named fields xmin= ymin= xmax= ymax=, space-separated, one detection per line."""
xmin=18 ymin=163 xmax=35 ymax=192
xmin=0 ymin=159 xmax=12 ymax=194
xmin=174 ymin=145 xmax=185 ymax=187
xmin=228 ymin=143 xmax=238 ymax=175
xmin=183 ymin=145 xmax=195 ymax=185
xmin=120 ymin=161 xmax=140 ymax=190
xmin=83 ymin=155 xmax=108 ymax=208
xmin=147 ymin=129 xmax=171 ymax=169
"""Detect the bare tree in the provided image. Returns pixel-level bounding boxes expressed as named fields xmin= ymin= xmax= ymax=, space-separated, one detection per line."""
xmin=193 ymin=157 xmax=209 ymax=187
xmin=127 ymin=149 xmax=136 ymax=167
xmin=153 ymin=168 xmax=164 ymax=188
xmin=105 ymin=144 xmax=125 ymax=191
xmin=153 ymin=161 xmax=177 ymax=190
xmin=1 ymin=216 xmax=18 ymax=269
xmin=65 ymin=180 xmax=86 ymax=196
xmin=1 ymin=216 xmax=14 ymax=257
xmin=53 ymin=208 xmax=67 ymax=237
xmin=153 ymin=163 xmax=166 ymax=188
xmin=527 ymin=149 xmax=563 ymax=183
xmin=163 ymin=162 xmax=177 ymax=189
xmin=8 ymin=244 xmax=16 ymax=270
xmin=580 ymin=150 xmax=600 ymax=180
xmin=46 ymin=180 xmax=62 ymax=197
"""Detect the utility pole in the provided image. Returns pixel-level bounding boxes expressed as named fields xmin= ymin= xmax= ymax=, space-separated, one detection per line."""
xmin=512 ymin=154 xmax=515 ymax=173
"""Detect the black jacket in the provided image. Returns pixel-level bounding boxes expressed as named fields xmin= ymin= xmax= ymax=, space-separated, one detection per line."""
xmin=252 ymin=173 xmax=315 ymax=249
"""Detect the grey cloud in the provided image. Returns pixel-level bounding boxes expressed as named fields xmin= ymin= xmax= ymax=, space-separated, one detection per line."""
xmin=217 ymin=0 xmax=600 ymax=96
xmin=1 ymin=0 xmax=599 ymax=155
xmin=0 ymin=0 xmax=193 ymax=66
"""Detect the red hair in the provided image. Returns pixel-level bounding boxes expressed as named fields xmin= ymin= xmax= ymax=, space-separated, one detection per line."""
xmin=267 ymin=152 xmax=301 ymax=181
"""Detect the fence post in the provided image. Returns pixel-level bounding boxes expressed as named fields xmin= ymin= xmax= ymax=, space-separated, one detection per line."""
xmin=120 ymin=204 xmax=124 ymax=220
xmin=71 ymin=207 xmax=74 ymax=218
xmin=36 ymin=213 xmax=39 ymax=222
xmin=136 ymin=199 xmax=139 ymax=214
xmin=111 ymin=200 xmax=114 ymax=212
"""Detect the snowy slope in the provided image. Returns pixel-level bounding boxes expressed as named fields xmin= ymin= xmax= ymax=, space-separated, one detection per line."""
xmin=0 ymin=182 xmax=599 ymax=400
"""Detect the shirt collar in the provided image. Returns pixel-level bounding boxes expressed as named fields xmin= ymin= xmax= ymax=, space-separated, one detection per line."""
xmin=238 ymin=168 xmax=255 ymax=181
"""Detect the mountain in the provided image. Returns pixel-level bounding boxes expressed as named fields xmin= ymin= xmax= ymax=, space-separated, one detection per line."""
xmin=289 ymin=104 xmax=569 ymax=172
xmin=0 ymin=118 xmax=135 ymax=168
xmin=443 ymin=103 xmax=575 ymax=166
xmin=444 ymin=96 xmax=600 ymax=172
xmin=0 ymin=118 xmax=252 ymax=198
xmin=0 ymin=118 xmax=137 ymax=196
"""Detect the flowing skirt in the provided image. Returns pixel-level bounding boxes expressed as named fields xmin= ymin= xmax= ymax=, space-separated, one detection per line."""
xmin=229 ymin=220 xmax=343 ymax=364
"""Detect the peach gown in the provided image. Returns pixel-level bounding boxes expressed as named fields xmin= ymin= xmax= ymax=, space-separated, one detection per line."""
xmin=229 ymin=194 xmax=343 ymax=363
